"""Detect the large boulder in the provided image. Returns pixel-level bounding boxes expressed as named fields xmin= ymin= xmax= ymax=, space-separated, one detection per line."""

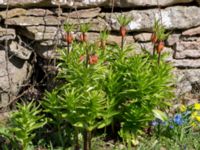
xmin=0 ymin=50 xmax=32 ymax=107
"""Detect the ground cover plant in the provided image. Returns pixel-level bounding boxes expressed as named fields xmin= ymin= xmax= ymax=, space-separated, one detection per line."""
xmin=1 ymin=16 xmax=199 ymax=150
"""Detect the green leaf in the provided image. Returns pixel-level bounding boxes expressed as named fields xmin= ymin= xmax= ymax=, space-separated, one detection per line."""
xmin=152 ymin=109 xmax=168 ymax=122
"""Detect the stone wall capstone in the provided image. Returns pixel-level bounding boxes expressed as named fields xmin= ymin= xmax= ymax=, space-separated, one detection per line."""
xmin=0 ymin=0 xmax=200 ymax=107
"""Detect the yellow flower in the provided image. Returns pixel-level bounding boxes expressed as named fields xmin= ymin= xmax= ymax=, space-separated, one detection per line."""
xmin=195 ymin=116 xmax=200 ymax=122
xmin=191 ymin=111 xmax=198 ymax=119
xmin=179 ymin=104 xmax=186 ymax=112
xmin=191 ymin=122 xmax=197 ymax=127
xmin=194 ymin=103 xmax=200 ymax=110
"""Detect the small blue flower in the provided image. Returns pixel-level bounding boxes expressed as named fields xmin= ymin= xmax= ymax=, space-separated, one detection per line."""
xmin=151 ymin=121 xmax=158 ymax=126
xmin=169 ymin=125 xmax=174 ymax=129
xmin=173 ymin=114 xmax=184 ymax=125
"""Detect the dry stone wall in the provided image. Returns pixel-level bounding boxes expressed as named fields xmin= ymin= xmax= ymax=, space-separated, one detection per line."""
xmin=0 ymin=0 xmax=200 ymax=107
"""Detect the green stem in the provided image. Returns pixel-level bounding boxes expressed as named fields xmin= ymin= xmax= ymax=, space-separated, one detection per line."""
xmin=86 ymin=46 xmax=89 ymax=68
xmin=58 ymin=123 xmax=64 ymax=148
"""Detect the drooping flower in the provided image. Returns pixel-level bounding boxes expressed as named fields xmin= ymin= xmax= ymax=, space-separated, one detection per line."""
xmin=173 ymin=114 xmax=184 ymax=125
xmin=194 ymin=103 xmax=200 ymax=110
xmin=79 ymin=55 xmax=85 ymax=62
xmin=89 ymin=55 xmax=98 ymax=65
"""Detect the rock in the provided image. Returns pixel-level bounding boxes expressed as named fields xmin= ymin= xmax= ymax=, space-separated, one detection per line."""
xmin=181 ymin=36 xmax=200 ymax=42
xmin=166 ymin=34 xmax=180 ymax=46
xmin=105 ymin=6 xmax=200 ymax=32
xmin=62 ymin=7 xmax=101 ymax=19
xmin=175 ymin=50 xmax=200 ymax=59
xmin=176 ymin=41 xmax=200 ymax=52
xmin=0 ymin=8 xmax=27 ymax=19
xmin=0 ymin=50 xmax=32 ymax=107
xmin=81 ymin=32 xmax=135 ymax=45
xmin=182 ymin=26 xmax=200 ymax=36
xmin=90 ymin=18 xmax=111 ymax=31
xmin=20 ymin=26 xmax=64 ymax=41
xmin=133 ymin=33 xmax=151 ymax=42
xmin=175 ymin=69 xmax=200 ymax=95
xmin=113 ymin=0 xmax=193 ymax=7
xmin=0 ymin=0 xmax=194 ymax=8
xmin=5 ymin=16 xmax=61 ymax=26
xmin=34 ymin=43 xmax=59 ymax=59
xmin=0 ymin=0 xmax=51 ymax=8
xmin=40 ymin=40 xmax=59 ymax=46
xmin=9 ymin=41 xmax=32 ymax=60
xmin=169 ymin=59 xmax=200 ymax=68
xmin=51 ymin=0 xmax=106 ymax=8
xmin=134 ymin=42 xmax=173 ymax=55
xmin=26 ymin=9 xmax=54 ymax=16
xmin=0 ymin=27 xmax=16 ymax=41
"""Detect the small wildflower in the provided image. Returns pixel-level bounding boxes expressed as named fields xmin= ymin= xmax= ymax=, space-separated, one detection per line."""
xmin=169 ymin=125 xmax=174 ymax=129
xmin=191 ymin=122 xmax=197 ymax=128
xmin=195 ymin=116 xmax=200 ymax=122
xmin=180 ymin=104 xmax=187 ymax=112
xmin=173 ymin=114 xmax=183 ymax=125
xmin=151 ymin=121 xmax=158 ymax=126
xmin=191 ymin=111 xmax=198 ymax=119
xmin=194 ymin=103 xmax=200 ymax=110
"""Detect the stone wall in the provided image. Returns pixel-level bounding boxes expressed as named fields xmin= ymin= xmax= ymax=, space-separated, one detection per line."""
xmin=1 ymin=0 xmax=200 ymax=108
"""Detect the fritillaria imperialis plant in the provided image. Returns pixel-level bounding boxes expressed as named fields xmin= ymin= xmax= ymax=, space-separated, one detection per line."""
xmin=151 ymin=19 xmax=170 ymax=64
xmin=99 ymin=29 xmax=109 ymax=50
xmin=64 ymin=23 xmax=74 ymax=54
xmin=80 ymin=23 xmax=90 ymax=43
xmin=117 ymin=14 xmax=132 ymax=50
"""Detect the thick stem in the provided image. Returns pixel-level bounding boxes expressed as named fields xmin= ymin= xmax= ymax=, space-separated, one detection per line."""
xmin=67 ymin=43 xmax=70 ymax=54
xmin=83 ymin=130 xmax=88 ymax=150
xmin=158 ymin=52 xmax=161 ymax=65
xmin=88 ymin=131 xmax=92 ymax=150
xmin=74 ymin=128 xmax=80 ymax=150
xmin=121 ymin=36 xmax=124 ymax=51
xmin=83 ymin=130 xmax=92 ymax=150
xmin=86 ymin=47 xmax=89 ymax=68
xmin=153 ymin=44 xmax=156 ymax=57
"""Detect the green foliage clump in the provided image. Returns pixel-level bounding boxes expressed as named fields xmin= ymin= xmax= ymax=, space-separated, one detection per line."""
xmin=0 ymin=101 xmax=46 ymax=150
